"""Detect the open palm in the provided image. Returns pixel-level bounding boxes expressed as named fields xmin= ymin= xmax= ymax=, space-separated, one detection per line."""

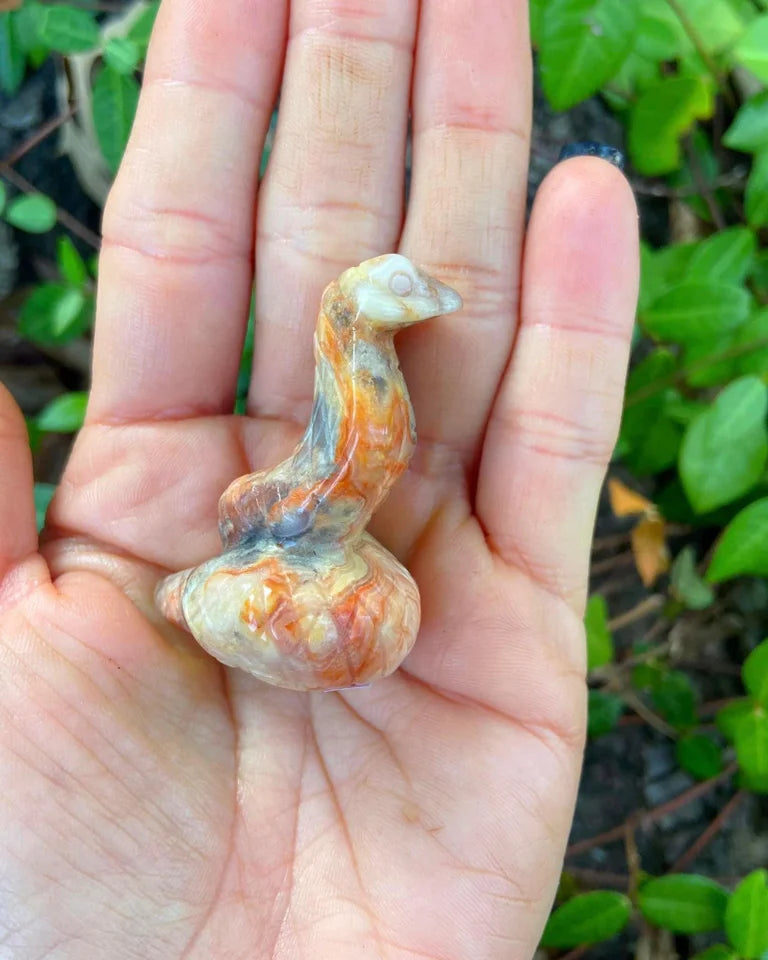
xmin=0 ymin=1 xmax=638 ymax=957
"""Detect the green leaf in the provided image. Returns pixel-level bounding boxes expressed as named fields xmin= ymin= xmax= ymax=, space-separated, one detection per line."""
xmin=127 ymin=0 xmax=159 ymax=55
xmin=686 ymin=228 xmax=756 ymax=285
xmin=4 ymin=193 xmax=56 ymax=233
xmin=670 ymin=546 xmax=715 ymax=609
xmin=11 ymin=2 xmax=45 ymax=55
xmin=607 ymin=50 xmax=660 ymax=103
xmin=620 ymin=405 xmax=683 ymax=474
xmin=0 ymin=181 xmax=5 ymax=213
xmin=48 ymin=288 xmax=86 ymax=337
xmin=587 ymin=690 xmax=624 ymax=737
xmin=638 ymin=874 xmax=729 ymax=933
xmin=679 ymin=377 xmax=768 ymax=514
xmin=666 ymin=396 xmax=709 ymax=426
xmin=36 ymin=4 xmax=98 ymax=53
xmin=620 ymin=350 xmax=685 ymax=474
xmin=676 ymin=733 xmax=723 ymax=780
xmin=635 ymin=2 xmax=688 ymax=61
xmin=677 ymin=0 xmax=749 ymax=52
xmin=735 ymin=708 xmax=768 ymax=791
xmin=541 ymin=891 xmax=632 ymax=948
xmin=0 ymin=12 xmax=25 ymax=95
xmin=92 ymin=65 xmax=140 ymax=174
xmin=724 ymin=91 xmax=768 ymax=154
xmin=539 ymin=0 xmax=639 ymax=111
xmin=36 ymin=391 xmax=88 ymax=433
xmin=707 ymin=498 xmax=768 ymax=582
xmin=732 ymin=308 xmax=768 ymax=378
xmin=652 ymin=242 xmax=701 ymax=287
xmin=744 ymin=640 xmax=768 ymax=707
xmin=629 ymin=76 xmax=713 ymax=176
xmin=746 ymin=152 xmax=768 ymax=228
xmin=734 ymin=15 xmax=768 ymax=84
xmin=691 ymin=947 xmax=739 ymax=960
xmin=652 ymin=670 xmax=698 ymax=729
xmin=717 ymin=698 xmax=756 ymax=741
xmin=683 ymin=333 xmax=739 ymax=388
xmin=33 ymin=482 xmax=55 ymax=532
xmin=725 ymin=870 xmax=768 ymax=958
xmin=56 ymin=235 xmax=87 ymax=288
xmin=585 ymin=594 xmax=614 ymax=670
xmin=18 ymin=283 xmax=91 ymax=345
xmin=632 ymin=660 xmax=666 ymax=692
xmin=103 ymin=36 xmax=140 ymax=75
xmin=642 ymin=283 xmax=750 ymax=344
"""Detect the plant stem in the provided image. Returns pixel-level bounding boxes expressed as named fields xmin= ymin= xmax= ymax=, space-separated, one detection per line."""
xmin=0 ymin=167 xmax=100 ymax=249
xmin=560 ymin=947 xmax=590 ymax=960
xmin=683 ymin=134 xmax=727 ymax=231
xmin=622 ymin=689 xmax=679 ymax=738
xmin=566 ymin=762 xmax=738 ymax=858
xmin=665 ymin=0 xmax=733 ymax=106
xmin=668 ymin=790 xmax=746 ymax=873
xmin=608 ymin=595 xmax=665 ymax=632
xmin=1 ymin=109 xmax=76 ymax=169
xmin=590 ymin=551 xmax=636 ymax=575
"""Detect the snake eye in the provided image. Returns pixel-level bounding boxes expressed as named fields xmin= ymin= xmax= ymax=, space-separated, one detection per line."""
xmin=388 ymin=271 xmax=413 ymax=297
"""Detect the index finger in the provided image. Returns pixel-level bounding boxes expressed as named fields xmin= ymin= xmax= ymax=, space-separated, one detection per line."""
xmin=88 ymin=0 xmax=287 ymax=423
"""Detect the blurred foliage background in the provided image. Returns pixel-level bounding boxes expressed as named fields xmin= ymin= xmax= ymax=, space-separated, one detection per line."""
xmin=1 ymin=0 xmax=767 ymax=957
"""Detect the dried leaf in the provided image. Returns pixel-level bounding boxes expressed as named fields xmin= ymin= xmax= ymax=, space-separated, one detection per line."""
xmin=631 ymin=516 xmax=670 ymax=586
xmin=609 ymin=477 xmax=656 ymax=517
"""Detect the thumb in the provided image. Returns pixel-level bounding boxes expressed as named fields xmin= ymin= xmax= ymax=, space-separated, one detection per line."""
xmin=0 ymin=383 xmax=39 ymax=599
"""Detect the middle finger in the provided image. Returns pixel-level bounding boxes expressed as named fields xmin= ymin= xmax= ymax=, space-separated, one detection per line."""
xmin=249 ymin=0 xmax=418 ymax=422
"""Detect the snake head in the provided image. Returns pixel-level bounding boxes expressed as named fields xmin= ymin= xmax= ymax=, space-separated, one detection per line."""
xmin=338 ymin=253 xmax=463 ymax=329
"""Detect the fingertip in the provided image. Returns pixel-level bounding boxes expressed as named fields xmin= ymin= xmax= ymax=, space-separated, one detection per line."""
xmin=527 ymin=155 xmax=640 ymax=325
xmin=537 ymin=154 xmax=639 ymax=247
xmin=0 ymin=382 xmax=38 ymax=583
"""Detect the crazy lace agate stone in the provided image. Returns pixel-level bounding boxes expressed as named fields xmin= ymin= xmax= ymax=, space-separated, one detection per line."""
xmin=156 ymin=255 xmax=463 ymax=691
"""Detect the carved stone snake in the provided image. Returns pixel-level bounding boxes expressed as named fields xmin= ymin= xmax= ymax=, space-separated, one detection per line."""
xmin=155 ymin=254 xmax=462 ymax=691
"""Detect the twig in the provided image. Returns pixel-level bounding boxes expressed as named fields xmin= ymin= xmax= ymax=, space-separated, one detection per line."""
xmin=699 ymin=697 xmax=741 ymax=717
xmin=593 ymin=575 xmax=641 ymax=599
xmin=2 ymin=108 xmax=76 ymax=168
xmin=615 ymin=640 xmax=671 ymax=672
xmin=621 ymin=689 xmax=678 ymax=738
xmin=590 ymin=551 xmax=636 ymax=575
xmin=565 ymin=867 xmax=630 ymax=889
xmin=566 ymin=762 xmax=738 ymax=857
xmin=625 ymin=822 xmax=642 ymax=903
xmin=560 ymin=947 xmax=590 ymax=960
xmin=592 ymin=531 xmax=632 ymax=553
xmin=0 ymin=167 xmax=101 ymax=250
xmin=683 ymin=135 xmax=727 ymax=230
xmin=675 ymin=658 xmax=743 ymax=677
xmin=668 ymin=790 xmax=747 ymax=873
xmin=630 ymin=166 xmax=749 ymax=199
xmin=608 ymin=595 xmax=665 ymax=632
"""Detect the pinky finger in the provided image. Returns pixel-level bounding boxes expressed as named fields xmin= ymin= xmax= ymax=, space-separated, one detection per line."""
xmin=0 ymin=383 xmax=39 ymax=593
xmin=477 ymin=157 xmax=639 ymax=614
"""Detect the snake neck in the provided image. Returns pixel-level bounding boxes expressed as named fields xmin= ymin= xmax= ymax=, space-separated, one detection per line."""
xmin=287 ymin=288 xmax=415 ymax=540
xmin=218 ymin=288 xmax=416 ymax=550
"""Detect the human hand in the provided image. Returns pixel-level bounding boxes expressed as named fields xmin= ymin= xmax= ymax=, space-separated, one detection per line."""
xmin=0 ymin=0 xmax=638 ymax=957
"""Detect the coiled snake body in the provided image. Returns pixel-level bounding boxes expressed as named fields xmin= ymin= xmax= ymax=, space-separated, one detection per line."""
xmin=156 ymin=254 xmax=462 ymax=691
